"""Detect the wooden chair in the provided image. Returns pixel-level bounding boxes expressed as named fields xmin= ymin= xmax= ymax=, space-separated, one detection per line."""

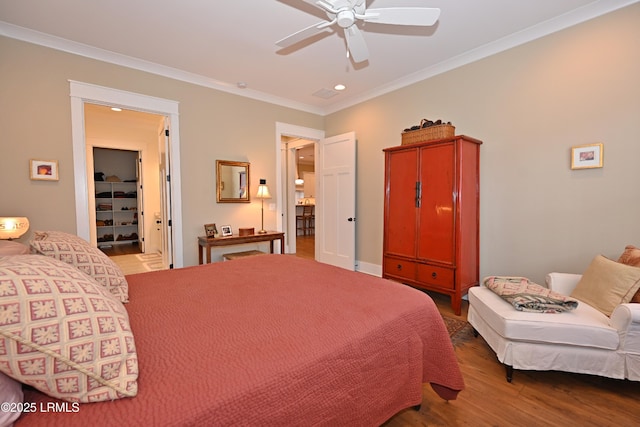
xmin=296 ymin=205 xmax=314 ymax=235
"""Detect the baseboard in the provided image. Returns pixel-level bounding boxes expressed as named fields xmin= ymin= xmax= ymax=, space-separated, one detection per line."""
xmin=356 ymin=260 xmax=382 ymax=277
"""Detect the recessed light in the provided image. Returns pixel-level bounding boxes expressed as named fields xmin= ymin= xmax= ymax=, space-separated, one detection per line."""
xmin=111 ymin=107 xmax=122 ymax=112
xmin=334 ymin=84 xmax=346 ymax=91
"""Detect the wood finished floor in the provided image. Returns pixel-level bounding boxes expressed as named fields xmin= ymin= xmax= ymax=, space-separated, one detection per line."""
xmin=294 ymin=234 xmax=314 ymax=260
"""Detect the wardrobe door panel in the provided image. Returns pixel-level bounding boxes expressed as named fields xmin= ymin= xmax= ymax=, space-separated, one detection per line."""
xmin=417 ymin=143 xmax=455 ymax=264
xmin=384 ymin=149 xmax=418 ymax=257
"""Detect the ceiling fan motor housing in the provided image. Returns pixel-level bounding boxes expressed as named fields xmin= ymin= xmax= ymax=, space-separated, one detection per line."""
xmin=336 ymin=10 xmax=356 ymax=28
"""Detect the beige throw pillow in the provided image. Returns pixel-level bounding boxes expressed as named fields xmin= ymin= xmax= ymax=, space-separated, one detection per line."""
xmin=571 ymin=255 xmax=640 ymax=316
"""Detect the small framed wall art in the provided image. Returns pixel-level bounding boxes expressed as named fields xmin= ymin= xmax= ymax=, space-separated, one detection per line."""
xmin=30 ymin=159 xmax=59 ymax=181
xmin=571 ymin=143 xmax=603 ymax=170
xmin=220 ymin=225 xmax=233 ymax=237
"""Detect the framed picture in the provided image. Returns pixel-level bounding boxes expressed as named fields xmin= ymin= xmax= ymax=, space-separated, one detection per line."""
xmin=220 ymin=225 xmax=233 ymax=237
xmin=571 ymin=143 xmax=603 ymax=170
xmin=30 ymin=159 xmax=59 ymax=181
xmin=204 ymin=223 xmax=218 ymax=238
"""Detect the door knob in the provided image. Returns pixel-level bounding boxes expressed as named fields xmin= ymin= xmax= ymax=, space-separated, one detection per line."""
xmin=347 ymin=217 xmax=356 ymax=222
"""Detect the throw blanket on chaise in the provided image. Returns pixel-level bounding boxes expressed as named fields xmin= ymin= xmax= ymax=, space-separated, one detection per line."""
xmin=483 ymin=276 xmax=578 ymax=313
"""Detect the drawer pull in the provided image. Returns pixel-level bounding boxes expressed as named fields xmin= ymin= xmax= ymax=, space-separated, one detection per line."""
xmin=431 ymin=272 xmax=437 ymax=279
xmin=397 ymin=264 xmax=402 ymax=270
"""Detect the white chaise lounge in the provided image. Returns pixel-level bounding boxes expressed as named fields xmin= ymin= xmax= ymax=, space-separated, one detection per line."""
xmin=468 ymin=249 xmax=640 ymax=383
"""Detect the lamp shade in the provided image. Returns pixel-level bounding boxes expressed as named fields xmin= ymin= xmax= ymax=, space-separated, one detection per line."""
xmin=256 ymin=179 xmax=271 ymax=199
xmin=0 ymin=217 xmax=30 ymax=240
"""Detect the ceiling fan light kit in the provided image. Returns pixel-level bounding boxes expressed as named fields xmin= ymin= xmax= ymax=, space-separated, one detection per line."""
xmin=277 ymin=0 xmax=441 ymax=63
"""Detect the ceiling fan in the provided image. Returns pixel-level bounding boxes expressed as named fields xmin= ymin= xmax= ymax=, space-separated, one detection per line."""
xmin=276 ymin=0 xmax=441 ymax=63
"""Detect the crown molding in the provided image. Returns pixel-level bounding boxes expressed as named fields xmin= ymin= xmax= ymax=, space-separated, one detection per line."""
xmin=322 ymin=0 xmax=639 ymax=115
xmin=0 ymin=20 xmax=326 ymax=116
xmin=2 ymin=0 xmax=637 ymax=117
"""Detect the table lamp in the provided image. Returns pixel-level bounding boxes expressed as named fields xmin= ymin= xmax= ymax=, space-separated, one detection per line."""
xmin=0 ymin=217 xmax=30 ymax=240
xmin=255 ymin=179 xmax=271 ymax=234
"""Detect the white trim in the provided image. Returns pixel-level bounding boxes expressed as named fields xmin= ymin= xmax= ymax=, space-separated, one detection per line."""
xmin=2 ymin=1 xmax=635 ymax=116
xmin=356 ymin=260 xmax=382 ymax=277
xmin=69 ymin=81 xmax=184 ymax=268
xmin=0 ymin=22 xmax=324 ymax=116
xmin=323 ymin=0 xmax=640 ymax=114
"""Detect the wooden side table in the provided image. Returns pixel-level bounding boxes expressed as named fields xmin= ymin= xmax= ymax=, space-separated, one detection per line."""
xmin=198 ymin=231 xmax=285 ymax=264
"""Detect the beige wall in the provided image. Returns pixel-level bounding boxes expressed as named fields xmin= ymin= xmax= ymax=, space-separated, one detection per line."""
xmin=0 ymin=36 xmax=323 ymax=265
xmin=1 ymin=4 xmax=638 ymax=279
xmin=325 ymin=4 xmax=640 ymax=283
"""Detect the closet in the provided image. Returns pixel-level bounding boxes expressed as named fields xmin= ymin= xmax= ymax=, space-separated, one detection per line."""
xmin=382 ymin=135 xmax=482 ymax=315
xmin=93 ymin=148 xmax=142 ymax=250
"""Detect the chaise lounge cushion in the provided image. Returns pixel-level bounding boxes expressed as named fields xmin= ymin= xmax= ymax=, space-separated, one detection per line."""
xmin=570 ymin=255 xmax=640 ymax=316
xmin=469 ymin=285 xmax=619 ymax=350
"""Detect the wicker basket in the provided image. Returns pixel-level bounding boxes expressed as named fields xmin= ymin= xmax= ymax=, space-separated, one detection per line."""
xmin=401 ymin=122 xmax=455 ymax=145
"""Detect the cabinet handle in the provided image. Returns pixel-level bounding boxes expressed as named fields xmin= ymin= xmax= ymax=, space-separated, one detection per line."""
xmin=415 ymin=182 xmax=422 ymax=208
xmin=397 ymin=264 xmax=402 ymax=270
xmin=431 ymin=272 xmax=437 ymax=279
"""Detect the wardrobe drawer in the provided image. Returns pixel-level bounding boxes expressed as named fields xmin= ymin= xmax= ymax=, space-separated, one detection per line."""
xmin=417 ymin=264 xmax=454 ymax=290
xmin=384 ymin=257 xmax=417 ymax=281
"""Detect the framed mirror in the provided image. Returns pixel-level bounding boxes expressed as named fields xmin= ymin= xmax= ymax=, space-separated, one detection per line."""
xmin=216 ymin=160 xmax=250 ymax=203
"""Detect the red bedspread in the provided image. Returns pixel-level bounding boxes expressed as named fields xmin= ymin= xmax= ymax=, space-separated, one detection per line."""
xmin=17 ymin=255 xmax=463 ymax=426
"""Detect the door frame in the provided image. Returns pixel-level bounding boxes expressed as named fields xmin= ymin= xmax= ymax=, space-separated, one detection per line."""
xmin=70 ymin=80 xmax=184 ymax=268
xmin=275 ymin=123 xmax=324 ymax=254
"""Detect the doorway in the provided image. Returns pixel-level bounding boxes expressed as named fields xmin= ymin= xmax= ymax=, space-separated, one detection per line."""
xmin=279 ymin=133 xmax=320 ymax=257
xmin=70 ymin=81 xmax=184 ymax=269
xmin=293 ymin=143 xmax=315 ymax=260
xmin=84 ymin=102 xmax=162 ymax=252
xmin=277 ymin=124 xmax=357 ymax=270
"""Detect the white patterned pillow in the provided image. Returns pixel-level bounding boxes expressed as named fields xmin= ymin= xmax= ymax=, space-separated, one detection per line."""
xmin=0 ymin=255 xmax=138 ymax=403
xmin=30 ymin=231 xmax=129 ymax=303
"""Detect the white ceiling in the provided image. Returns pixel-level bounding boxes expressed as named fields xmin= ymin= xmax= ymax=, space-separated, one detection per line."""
xmin=0 ymin=0 xmax=636 ymax=115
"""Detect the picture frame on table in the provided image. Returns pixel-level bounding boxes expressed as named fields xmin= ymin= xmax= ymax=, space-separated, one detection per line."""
xmin=204 ymin=223 xmax=218 ymax=238
xmin=220 ymin=225 xmax=233 ymax=237
xmin=571 ymin=143 xmax=603 ymax=170
xmin=30 ymin=159 xmax=59 ymax=181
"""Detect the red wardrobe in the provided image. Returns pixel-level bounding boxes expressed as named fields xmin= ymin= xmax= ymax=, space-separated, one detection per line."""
xmin=383 ymin=135 xmax=482 ymax=315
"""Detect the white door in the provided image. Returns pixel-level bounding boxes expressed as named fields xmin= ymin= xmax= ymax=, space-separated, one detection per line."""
xmin=316 ymin=132 xmax=356 ymax=270
xmin=159 ymin=120 xmax=174 ymax=269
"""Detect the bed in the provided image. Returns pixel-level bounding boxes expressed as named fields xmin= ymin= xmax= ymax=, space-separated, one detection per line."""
xmin=4 ymin=247 xmax=463 ymax=426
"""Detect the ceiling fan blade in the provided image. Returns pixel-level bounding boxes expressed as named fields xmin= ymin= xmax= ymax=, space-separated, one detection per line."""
xmin=363 ymin=7 xmax=441 ymax=26
xmin=344 ymin=26 xmax=369 ymax=63
xmin=276 ymin=21 xmax=332 ymax=48
xmin=303 ymin=0 xmax=337 ymax=13
xmin=305 ymin=0 xmax=363 ymax=14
